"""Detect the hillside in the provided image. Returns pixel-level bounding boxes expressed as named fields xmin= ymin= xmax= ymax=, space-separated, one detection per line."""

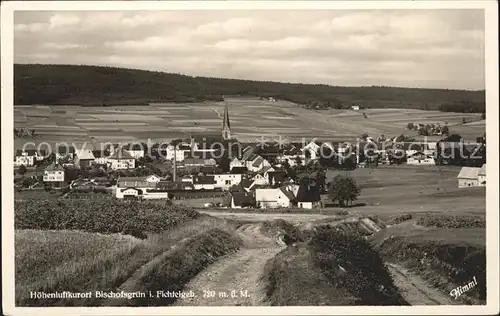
xmin=14 ymin=64 xmax=485 ymax=112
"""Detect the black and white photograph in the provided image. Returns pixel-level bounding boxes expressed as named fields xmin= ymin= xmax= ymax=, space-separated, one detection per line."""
xmin=1 ymin=1 xmax=499 ymax=315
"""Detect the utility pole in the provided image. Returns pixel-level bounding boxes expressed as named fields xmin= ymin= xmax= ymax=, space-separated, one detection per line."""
xmin=173 ymin=146 xmax=177 ymax=182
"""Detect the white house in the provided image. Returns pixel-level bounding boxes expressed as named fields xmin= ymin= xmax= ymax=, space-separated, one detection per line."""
xmin=108 ymin=149 xmax=135 ymax=170
xmin=457 ymin=167 xmax=482 ymax=188
xmin=43 ymin=163 xmax=65 ymax=184
xmin=277 ymin=147 xmax=305 ymax=167
xmin=406 ymin=152 xmax=436 ymax=165
xmin=302 ymin=141 xmax=321 ymax=161
xmin=255 ymin=187 xmax=296 ymax=209
xmin=192 ymin=175 xmax=216 ymax=190
xmin=230 ymin=157 xmax=246 ymax=170
xmin=74 ymin=149 xmax=96 ymax=168
xmin=352 ymin=105 xmax=360 ymax=111
xmin=115 ymin=176 xmax=168 ymax=199
xmin=15 ymin=151 xmax=36 ymax=167
xmin=246 ymin=155 xmax=271 ymax=173
xmin=478 ymin=164 xmax=486 ymax=186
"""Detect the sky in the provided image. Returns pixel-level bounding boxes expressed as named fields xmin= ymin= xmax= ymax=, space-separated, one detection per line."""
xmin=14 ymin=9 xmax=485 ymax=90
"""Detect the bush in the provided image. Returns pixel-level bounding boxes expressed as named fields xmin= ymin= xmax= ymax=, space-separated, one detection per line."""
xmin=387 ymin=214 xmax=413 ymax=225
xmin=15 ymin=200 xmax=200 ymax=238
xmin=417 ymin=215 xmax=485 ymax=228
xmin=309 ymin=226 xmax=407 ymax=305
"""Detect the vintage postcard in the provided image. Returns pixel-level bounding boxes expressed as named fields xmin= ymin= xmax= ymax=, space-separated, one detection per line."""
xmin=1 ymin=1 xmax=498 ymax=315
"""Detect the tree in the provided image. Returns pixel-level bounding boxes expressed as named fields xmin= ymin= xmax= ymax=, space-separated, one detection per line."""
xmin=17 ymin=165 xmax=27 ymax=175
xmin=441 ymin=125 xmax=450 ymax=135
xmin=406 ymin=122 xmax=414 ymax=130
xmin=360 ymin=133 xmax=369 ymax=141
xmin=327 ymin=175 xmax=361 ymax=207
xmin=418 ymin=127 xmax=429 ymax=136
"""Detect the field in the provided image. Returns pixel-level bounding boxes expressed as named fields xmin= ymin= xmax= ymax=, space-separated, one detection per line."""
xmin=14 ymin=97 xmax=484 ymax=150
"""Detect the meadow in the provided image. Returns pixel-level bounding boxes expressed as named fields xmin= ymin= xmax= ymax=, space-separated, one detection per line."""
xmin=14 ymin=97 xmax=484 ymax=151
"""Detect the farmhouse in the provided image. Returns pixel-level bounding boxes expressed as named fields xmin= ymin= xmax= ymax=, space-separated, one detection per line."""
xmin=255 ymin=186 xmax=297 ymax=209
xmin=406 ymin=152 xmax=436 ymax=165
xmin=14 ymin=150 xmax=37 ymax=167
xmin=302 ymin=141 xmax=321 ymax=161
xmin=457 ymin=166 xmax=485 ymax=188
xmin=74 ymin=149 xmax=95 ymax=168
xmin=213 ymin=173 xmax=242 ymax=190
xmin=192 ymin=175 xmax=216 ymax=190
xmin=92 ymin=150 xmax=111 ymax=165
xmin=43 ymin=163 xmax=65 ymax=185
xmin=277 ymin=147 xmax=305 ymax=167
xmin=108 ymin=148 xmax=135 ymax=170
xmin=352 ymin=105 xmax=360 ymax=111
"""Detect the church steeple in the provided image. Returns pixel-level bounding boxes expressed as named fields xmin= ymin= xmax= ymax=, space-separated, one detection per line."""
xmin=222 ymin=103 xmax=231 ymax=140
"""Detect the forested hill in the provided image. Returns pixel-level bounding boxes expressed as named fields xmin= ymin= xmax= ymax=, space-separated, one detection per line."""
xmin=14 ymin=64 xmax=485 ymax=113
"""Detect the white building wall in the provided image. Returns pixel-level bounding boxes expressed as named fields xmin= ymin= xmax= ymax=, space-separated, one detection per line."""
xmin=110 ymin=159 xmax=135 ymax=170
xmin=43 ymin=170 xmax=65 ymax=182
xmin=458 ymin=178 xmax=479 ymax=188
xmin=15 ymin=156 xmax=35 ymax=167
xmin=213 ymin=174 xmax=242 ymax=190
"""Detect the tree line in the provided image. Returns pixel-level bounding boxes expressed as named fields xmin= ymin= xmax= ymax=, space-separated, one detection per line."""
xmin=15 ymin=64 xmax=485 ymax=112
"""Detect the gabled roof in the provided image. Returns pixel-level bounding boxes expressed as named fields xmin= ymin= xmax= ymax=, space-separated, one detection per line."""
xmin=279 ymin=187 xmax=296 ymax=201
xmin=76 ymin=149 xmax=95 ymax=160
xmin=457 ymin=167 xmax=481 ymax=180
xmin=241 ymin=146 xmax=256 ymax=161
xmin=230 ymin=166 xmax=248 ymax=174
xmin=268 ymin=171 xmax=287 ymax=184
xmin=282 ymin=147 xmax=301 ymax=156
xmin=296 ymin=179 xmax=321 ymax=202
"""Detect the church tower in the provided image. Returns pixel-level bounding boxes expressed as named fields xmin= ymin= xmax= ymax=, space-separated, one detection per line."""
xmin=222 ymin=103 xmax=231 ymax=140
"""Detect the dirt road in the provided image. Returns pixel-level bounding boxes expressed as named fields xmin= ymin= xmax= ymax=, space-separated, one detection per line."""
xmin=387 ymin=263 xmax=457 ymax=305
xmin=175 ymin=223 xmax=285 ymax=306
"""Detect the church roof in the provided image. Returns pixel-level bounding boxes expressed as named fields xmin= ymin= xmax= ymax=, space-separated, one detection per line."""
xmin=222 ymin=104 xmax=230 ymax=130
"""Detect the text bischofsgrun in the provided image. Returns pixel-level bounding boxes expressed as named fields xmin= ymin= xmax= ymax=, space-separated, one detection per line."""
xmin=30 ymin=290 xmax=196 ymax=299
xmin=30 ymin=291 xmax=145 ymax=299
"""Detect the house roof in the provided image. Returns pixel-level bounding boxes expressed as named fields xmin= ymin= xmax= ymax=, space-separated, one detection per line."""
xmin=117 ymin=179 xmax=157 ymax=188
xmin=241 ymin=147 xmax=256 ymax=161
xmin=252 ymin=156 xmax=265 ymax=167
xmin=231 ymin=192 xmax=255 ymax=207
xmin=296 ymin=179 xmax=321 ymax=202
xmin=457 ymin=167 xmax=481 ymax=180
xmin=45 ymin=163 xmax=64 ymax=172
xmin=283 ymin=147 xmax=301 ymax=156
xmin=279 ymin=187 xmax=296 ymax=201
xmin=240 ymin=178 xmax=253 ymax=189
xmin=109 ymin=148 xmax=134 ymax=160
xmin=230 ymin=166 xmax=248 ymax=174
xmin=76 ymin=149 xmax=95 ymax=160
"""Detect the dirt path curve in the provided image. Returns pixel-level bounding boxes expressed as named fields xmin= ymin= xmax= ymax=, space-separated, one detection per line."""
xmin=387 ymin=263 xmax=457 ymax=305
xmin=175 ymin=223 xmax=285 ymax=306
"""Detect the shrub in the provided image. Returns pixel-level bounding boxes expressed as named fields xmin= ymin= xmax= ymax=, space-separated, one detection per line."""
xmin=417 ymin=215 xmax=485 ymax=228
xmin=309 ymin=226 xmax=407 ymax=305
xmin=387 ymin=213 xmax=413 ymax=225
xmin=15 ymin=200 xmax=200 ymax=238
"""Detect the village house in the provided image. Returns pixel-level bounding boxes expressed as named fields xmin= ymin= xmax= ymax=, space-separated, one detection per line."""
xmin=56 ymin=145 xmax=76 ymax=161
xmin=192 ymin=175 xmax=216 ymax=190
xmin=230 ymin=157 xmax=246 ymax=171
xmin=230 ymin=191 xmax=256 ymax=209
xmin=277 ymin=147 xmax=305 ymax=167
xmin=183 ymin=158 xmax=217 ymax=168
xmin=124 ymin=143 xmax=146 ymax=159
xmin=406 ymin=152 xmax=436 ymax=165
xmin=92 ymin=149 xmax=110 ymax=166
xmin=457 ymin=166 xmax=485 ymax=188
xmin=108 ymin=148 xmax=135 ymax=170
xmin=115 ymin=176 xmax=169 ymax=199
xmin=302 ymin=141 xmax=321 ymax=161
xmin=255 ymin=186 xmax=297 ymax=209
xmin=74 ymin=149 xmax=96 ymax=168
xmin=14 ymin=150 xmax=37 ymax=167
xmin=296 ymin=178 xmax=322 ymax=209
xmin=43 ymin=163 xmax=65 ymax=186
xmin=246 ymin=155 xmax=271 ymax=173
xmin=478 ymin=164 xmax=486 ymax=186
xmin=213 ymin=173 xmax=243 ymax=190
xmin=267 ymin=170 xmax=288 ymax=186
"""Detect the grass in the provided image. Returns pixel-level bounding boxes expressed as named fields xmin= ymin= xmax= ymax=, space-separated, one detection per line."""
xmin=262 ymin=245 xmax=359 ymax=306
xmin=15 ymin=215 xmax=241 ymax=307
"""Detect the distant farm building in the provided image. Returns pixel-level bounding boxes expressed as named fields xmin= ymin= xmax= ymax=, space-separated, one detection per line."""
xmin=457 ymin=164 xmax=486 ymax=188
xmin=351 ymin=105 xmax=360 ymax=111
